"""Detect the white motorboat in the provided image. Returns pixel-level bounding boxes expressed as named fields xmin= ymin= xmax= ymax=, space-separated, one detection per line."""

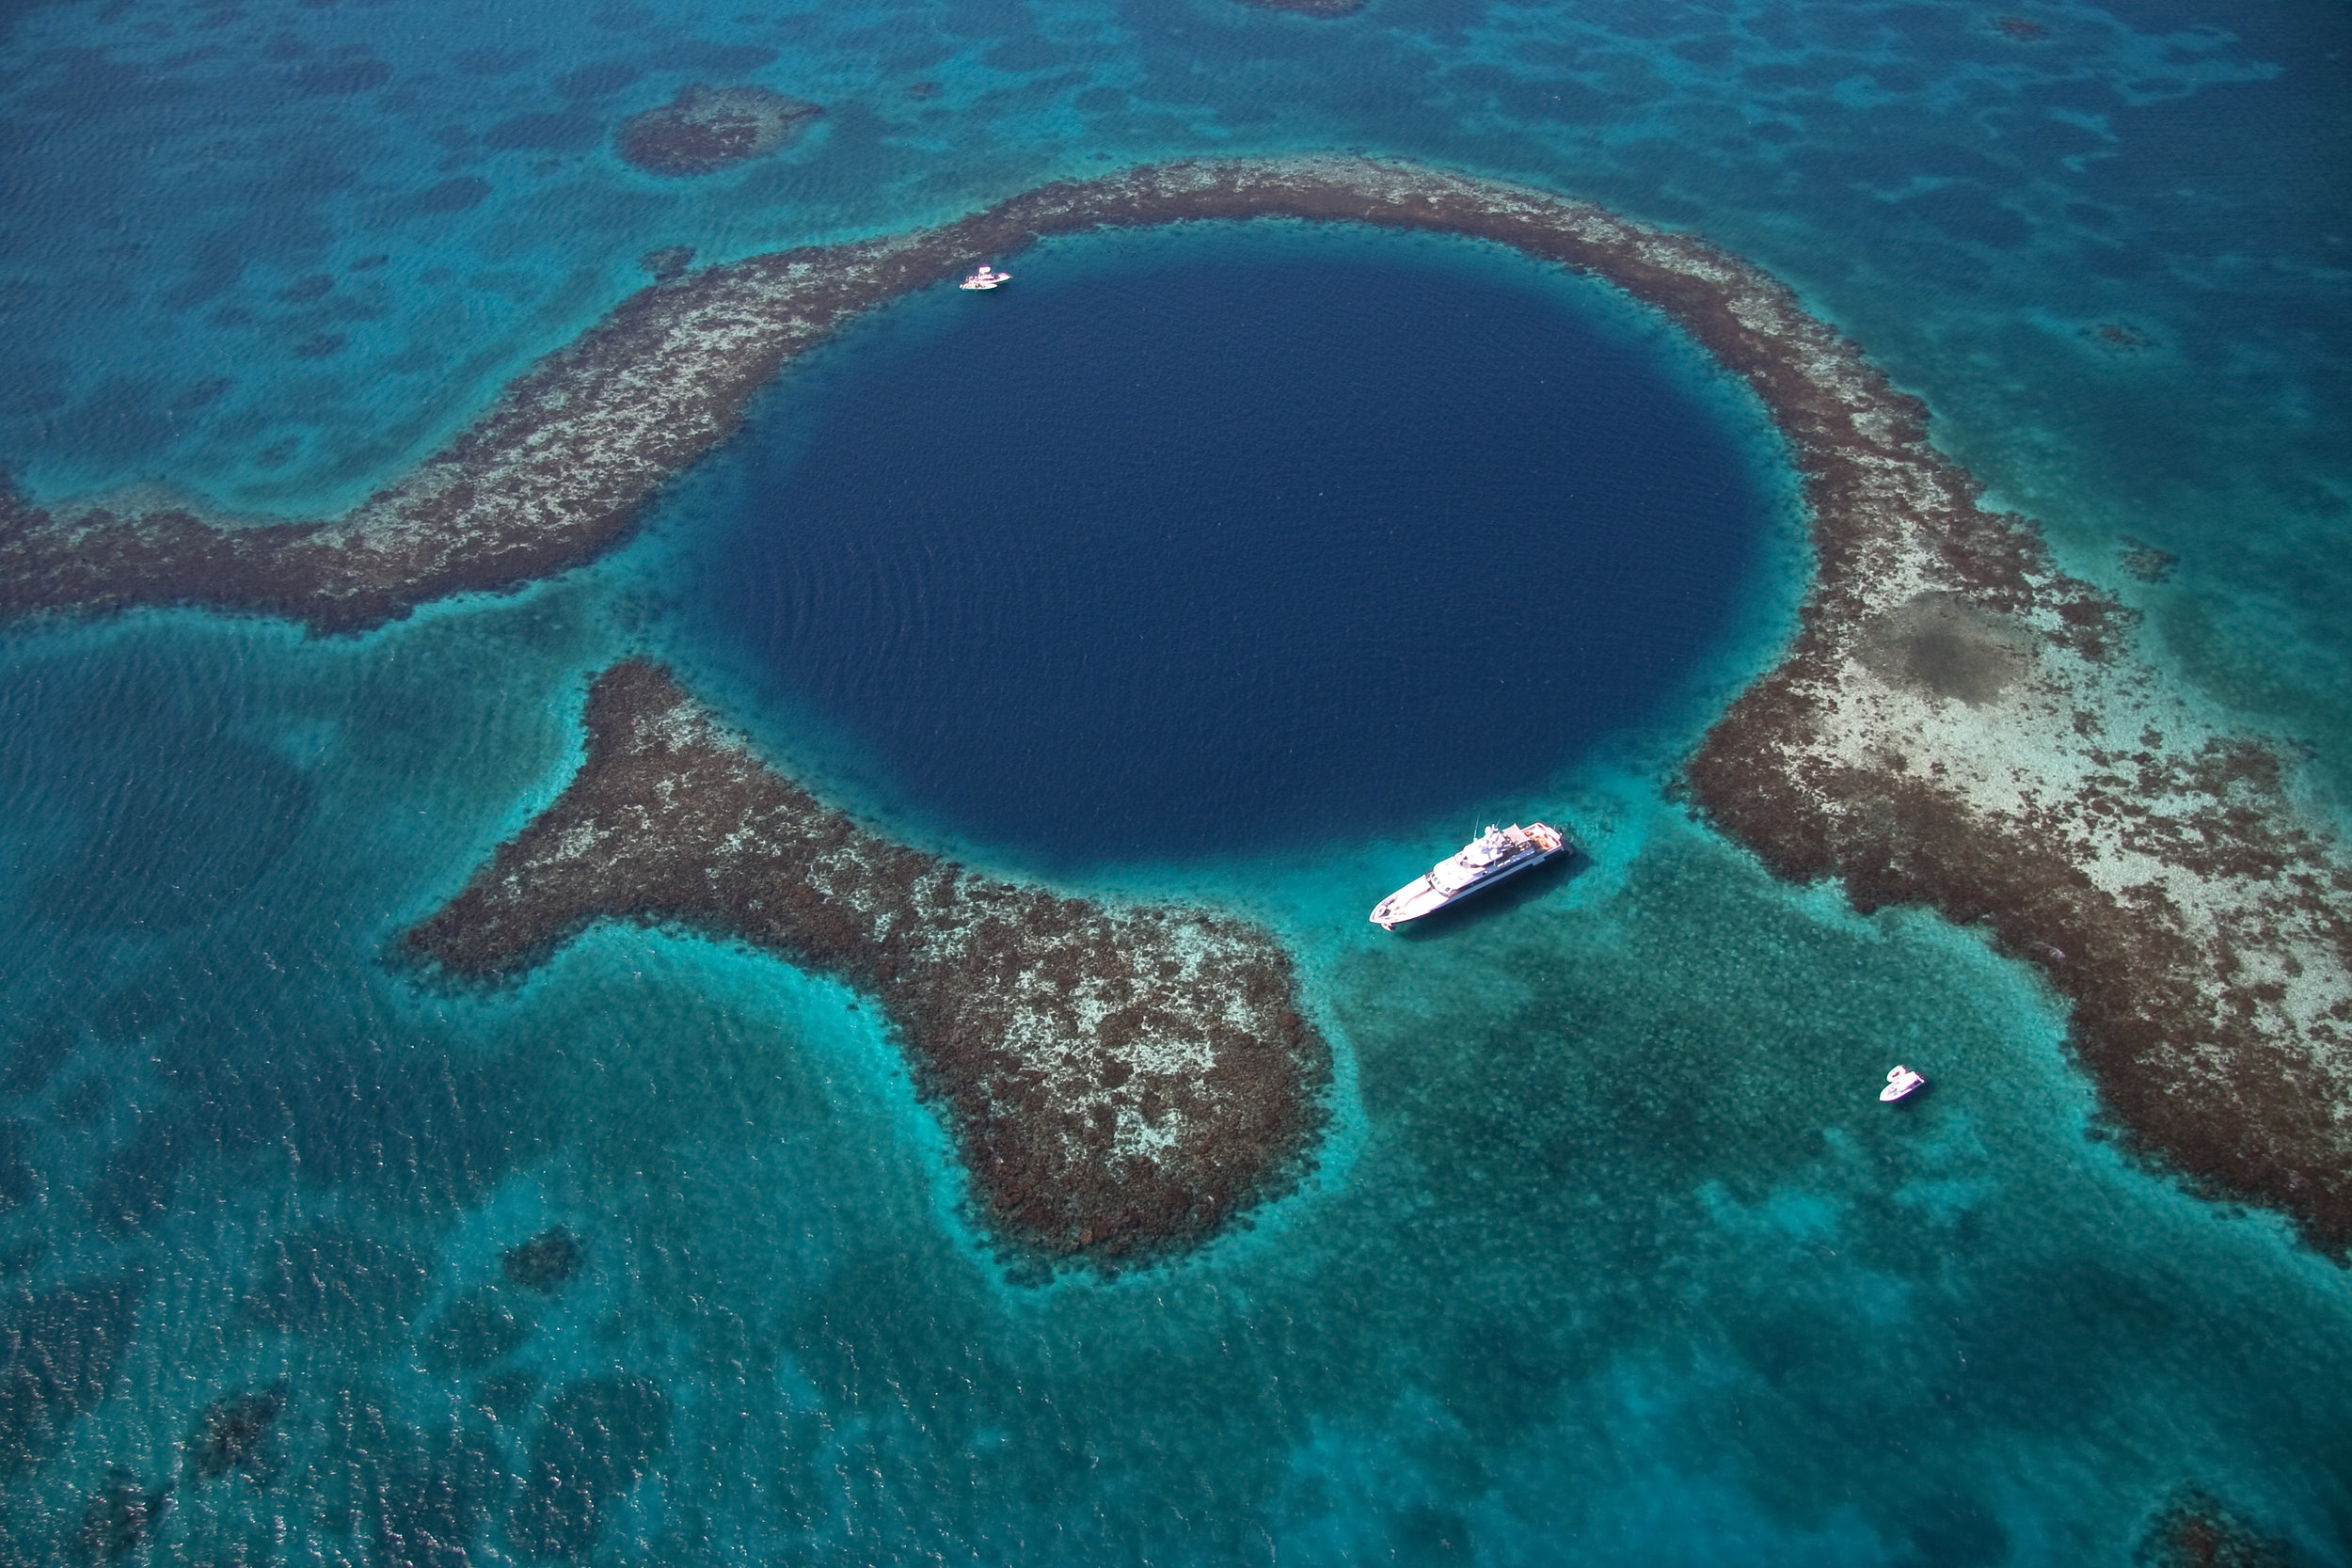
xmin=1879 ymin=1065 xmax=1928 ymax=1102
xmin=959 ymin=264 xmax=1011 ymax=291
xmin=1371 ymin=823 xmax=1569 ymax=929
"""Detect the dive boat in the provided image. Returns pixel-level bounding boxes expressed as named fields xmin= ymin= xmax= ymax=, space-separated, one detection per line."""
xmin=959 ymin=264 xmax=1011 ymax=291
xmin=1371 ymin=823 xmax=1568 ymax=929
xmin=1880 ymin=1065 xmax=1928 ymax=1102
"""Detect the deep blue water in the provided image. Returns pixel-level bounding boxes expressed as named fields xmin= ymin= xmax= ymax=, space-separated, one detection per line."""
xmin=695 ymin=237 xmax=1772 ymax=865
xmin=3 ymin=0 xmax=2351 ymax=1563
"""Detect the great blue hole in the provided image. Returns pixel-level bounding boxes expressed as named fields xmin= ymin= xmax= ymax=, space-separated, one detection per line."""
xmin=688 ymin=227 xmax=1776 ymax=868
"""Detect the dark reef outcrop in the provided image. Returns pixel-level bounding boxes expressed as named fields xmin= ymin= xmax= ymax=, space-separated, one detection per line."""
xmin=68 ymin=1467 xmax=171 ymax=1564
xmin=404 ymin=662 xmax=1330 ymax=1260
xmin=1 ymin=1277 xmax=141 ymax=1477
xmin=507 ymin=1375 xmax=669 ymax=1560
xmin=6 ymin=155 xmax=2346 ymax=1256
xmin=614 ymin=85 xmax=819 ymax=176
xmin=500 ymin=1227 xmax=582 ymax=1292
xmin=638 ymin=245 xmax=695 ymax=283
xmin=185 ymin=1381 xmax=287 ymax=1483
xmin=1244 ymin=0 xmax=1366 ymax=14
xmin=2134 ymin=1486 xmax=2294 ymax=1568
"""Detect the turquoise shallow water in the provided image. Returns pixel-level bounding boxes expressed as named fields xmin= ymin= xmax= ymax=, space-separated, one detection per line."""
xmin=3 ymin=0 xmax=2350 ymax=1563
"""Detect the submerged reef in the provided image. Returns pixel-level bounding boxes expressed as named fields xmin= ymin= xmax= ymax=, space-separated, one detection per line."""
xmin=403 ymin=662 xmax=1330 ymax=1260
xmin=508 ymin=1375 xmax=670 ymax=1559
xmin=1244 ymin=0 xmax=1366 ymax=14
xmin=2134 ymin=1487 xmax=2293 ymax=1568
xmin=614 ymin=85 xmax=820 ymax=176
xmin=638 ymin=245 xmax=695 ymax=284
xmin=69 ymin=1467 xmax=171 ymax=1564
xmin=500 ymin=1227 xmax=582 ymax=1292
xmin=2119 ymin=539 xmax=2178 ymax=583
xmin=185 ymin=1381 xmax=287 ymax=1483
xmin=6 ymin=154 xmax=2346 ymax=1252
xmin=1670 ymin=278 xmax=2352 ymax=1252
xmin=1 ymin=1277 xmax=141 ymax=1477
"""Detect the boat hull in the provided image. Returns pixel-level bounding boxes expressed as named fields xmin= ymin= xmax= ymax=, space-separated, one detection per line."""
xmin=1371 ymin=832 xmax=1568 ymax=929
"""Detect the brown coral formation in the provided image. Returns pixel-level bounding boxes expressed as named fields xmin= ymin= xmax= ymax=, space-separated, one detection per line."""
xmin=500 ymin=1227 xmax=582 ymax=1292
xmin=615 ymin=85 xmax=819 ymax=176
xmin=2134 ymin=1487 xmax=2294 ymax=1568
xmin=1669 ymin=228 xmax=2352 ymax=1254
xmin=402 ymin=662 xmax=1329 ymax=1261
xmin=69 ymin=1468 xmax=171 ymax=1565
xmin=638 ymin=245 xmax=695 ymax=284
xmin=1244 ymin=0 xmax=1366 ymax=14
xmin=5 ymin=154 xmax=2345 ymax=1253
xmin=2119 ymin=539 xmax=2177 ymax=583
xmin=185 ymin=1381 xmax=286 ymax=1482
xmin=0 ymin=156 xmax=1914 ymax=638
xmin=1 ymin=1277 xmax=141 ymax=1477
xmin=2087 ymin=320 xmax=2154 ymax=353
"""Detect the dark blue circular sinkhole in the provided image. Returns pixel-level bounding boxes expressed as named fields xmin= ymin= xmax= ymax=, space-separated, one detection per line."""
xmin=693 ymin=232 xmax=1773 ymax=867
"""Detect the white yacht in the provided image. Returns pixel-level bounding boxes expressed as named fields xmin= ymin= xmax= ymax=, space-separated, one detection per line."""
xmin=1880 ymin=1065 xmax=1928 ymax=1102
xmin=959 ymin=264 xmax=1011 ymax=291
xmin=1371 ymin=823 xmax=1568 ymax=929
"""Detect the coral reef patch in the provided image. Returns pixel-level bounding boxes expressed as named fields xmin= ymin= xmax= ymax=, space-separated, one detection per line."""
xmin=0 ymin=1277 xmax=140 ymax=1477
xmin=614 ymin=84 xmax=819 ymax=176
xmin=185 ymin=1381 xmax=287 ymax=1483
xmin=2120 ymin=539 xmax=2177 ymax=583
xmin=5 ymin=154 xmax=2345 ymax=1254
xmin=373 ymin=1423 xmax=500 ymax=1567
xmin=506 ymin=1375 xmax=670 ymax=1559
xmin=403 ymin=661 xmax=1331 ymax=1261
xmin=2134 ymin=1486 xmax=2294 ymax=1568
xmin=0 ymin=1118 xmax=32 ymax=1213
xmin=638 ymin=245 xmax=695 ymax=283
xmin=2086 ymin=319 xmax=2154 ymax=353
xmin=68 ymin=1467 xmax=171 ymax=1564
xmin=500 ymin=1226 xmax=582 ymax=1292
xmin=1672 ymin=216 xmax=2352 ymax=1254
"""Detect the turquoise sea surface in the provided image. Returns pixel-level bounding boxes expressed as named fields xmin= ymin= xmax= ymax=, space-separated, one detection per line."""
xmin=2 ymin=0 xmax=2349 ymax=1563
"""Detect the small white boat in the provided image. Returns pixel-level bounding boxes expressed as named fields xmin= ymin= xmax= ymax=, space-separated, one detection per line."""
xmin=1880 ymin=1065 xmax=1928 ymax=1102
xmin=958 ymin=264 xmax=1011 ymax=291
